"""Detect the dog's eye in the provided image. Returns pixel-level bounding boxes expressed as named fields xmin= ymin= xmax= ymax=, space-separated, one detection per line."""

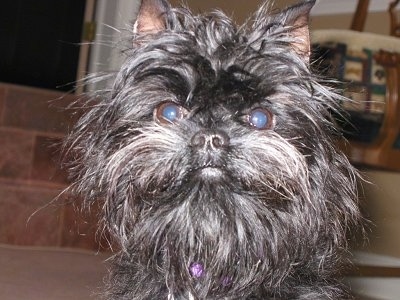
xmin=155 ymin=101 xmax=186 ymax=124
xmin=248 ymin=108 xmax=274 ymax=130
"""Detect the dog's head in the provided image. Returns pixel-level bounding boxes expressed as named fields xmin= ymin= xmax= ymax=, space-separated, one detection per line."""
xmin=66 ymin=0 xmax=360 ymax=297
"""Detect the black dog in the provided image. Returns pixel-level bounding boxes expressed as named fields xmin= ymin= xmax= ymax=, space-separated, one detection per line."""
xmin=65 ymin=0 xmax=361 ymax=298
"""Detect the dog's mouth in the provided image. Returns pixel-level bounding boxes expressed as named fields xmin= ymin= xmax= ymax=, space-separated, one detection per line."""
xmin=198 ymin=165 xmax=224 ymax=177
xmin=190 ymin=163 xmax=226 ymax=180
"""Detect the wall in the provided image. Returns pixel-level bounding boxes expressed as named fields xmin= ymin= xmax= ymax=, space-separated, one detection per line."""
xmin=170 ymin=0 xmax=391 ymax=35
xmin=362 ymin=171 xmax=400 ymax=257
xmin=0 ymin=83 xmax=100 ymax=250
xmin=170 ymin=0 xmax=311 ymax=24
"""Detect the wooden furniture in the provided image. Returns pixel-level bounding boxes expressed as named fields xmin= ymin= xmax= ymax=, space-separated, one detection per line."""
xmin=350 ymin=0 xmax=370 ymax=31
xmin=314 ymin=0 xmax=400 ymax=171
xmin=339 ymin=48 xmax=400 ymax=171
xmin=361 ymin=50 xmax=400 ymax=170
xmin=341 ymin=6 xmax=400 ymax=299
xmin=347 ymin=0 xmax=400 ymax=171
xmin=390 ymin=0 xmax=400 ymax=36
xmin=350 ymin=0 xmax=400 ymax=35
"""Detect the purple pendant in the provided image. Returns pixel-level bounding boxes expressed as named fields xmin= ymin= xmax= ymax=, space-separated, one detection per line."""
xmin=189 ymin=262 xmax=205 ymax=278
xmin=221 ymin=276 xmax=232 ymax=287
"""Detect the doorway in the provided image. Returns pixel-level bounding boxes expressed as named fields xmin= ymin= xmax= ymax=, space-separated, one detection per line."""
xmin=0 ymin=0 xmax=93 ymax=92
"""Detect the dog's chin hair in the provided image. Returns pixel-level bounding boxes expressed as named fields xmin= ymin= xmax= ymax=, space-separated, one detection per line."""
xmin=97 ymin=120 xmax=357 ymax=296
xmin=97 ymin=122 xmax=314 ymax=235
xmin=111 ymin=189 xmax=314 ymax=299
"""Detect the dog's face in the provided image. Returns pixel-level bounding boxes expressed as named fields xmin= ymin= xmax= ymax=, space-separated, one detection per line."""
xmin=66 ymin=0 xmax=360 ymax=297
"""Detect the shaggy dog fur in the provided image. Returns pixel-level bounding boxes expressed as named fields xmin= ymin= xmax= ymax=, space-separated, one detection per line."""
xmin=65 ymin=0 xmax=361 ymax=299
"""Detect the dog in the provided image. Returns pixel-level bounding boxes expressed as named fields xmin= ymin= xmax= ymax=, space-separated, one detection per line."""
xmin=65 ymin=0 xmax=361 ymax=298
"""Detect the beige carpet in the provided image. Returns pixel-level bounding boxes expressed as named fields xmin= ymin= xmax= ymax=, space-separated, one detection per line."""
xmin=0 ymin=244 xmax=109 ymax=300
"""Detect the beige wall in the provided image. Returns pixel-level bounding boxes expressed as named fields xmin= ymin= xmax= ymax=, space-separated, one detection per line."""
xmin=170 ymin=0 xmax=400 ymax=257
xmin=312 ymin=12 xmax=390 ymax=35
xmin=170 ymin=0 xmax=301 ymax=23
xmin=362 ymin=171 xmax=400 ymax=257
xmin=171 ymin=0 xmax=391 ymax=35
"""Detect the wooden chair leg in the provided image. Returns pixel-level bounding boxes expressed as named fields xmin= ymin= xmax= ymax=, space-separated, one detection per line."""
xmin=350 ymin=0 xmax=370 ymax=31
xmin=389 ymin=0 xmax=400 ymax=37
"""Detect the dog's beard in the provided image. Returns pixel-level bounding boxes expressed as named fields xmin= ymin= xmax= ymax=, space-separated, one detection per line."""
xmin=100 ymin=120 xmax=318 ymax=296
xmin=105 ymin=123 xmax=309 ymax=197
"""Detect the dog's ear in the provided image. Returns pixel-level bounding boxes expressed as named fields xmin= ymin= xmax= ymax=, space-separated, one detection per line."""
xmin=134 ymin=0 xmax=170 ymax=34
xmin=280 ymin=0 xmax=315 ymax=61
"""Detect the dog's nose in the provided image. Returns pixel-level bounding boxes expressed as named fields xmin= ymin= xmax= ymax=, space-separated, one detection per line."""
xmin=190 ymin=129 xmax=230 ymax=151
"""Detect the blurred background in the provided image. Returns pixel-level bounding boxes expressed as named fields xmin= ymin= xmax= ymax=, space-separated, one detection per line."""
xmin=0 ymin=1 xmax=399 ymax=299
